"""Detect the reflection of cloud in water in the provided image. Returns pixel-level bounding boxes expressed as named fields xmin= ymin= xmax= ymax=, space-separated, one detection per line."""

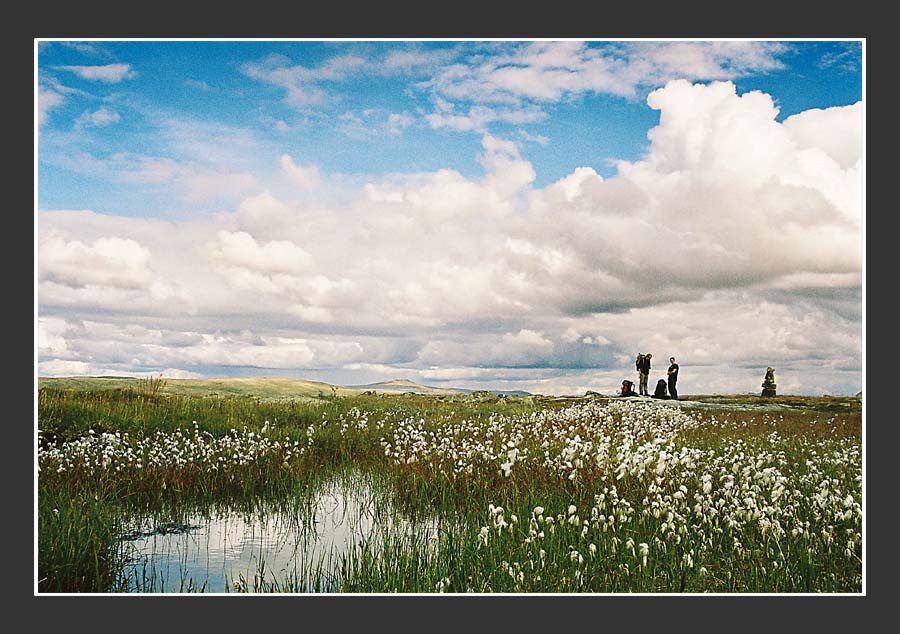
xmin=117 ymin=474 xmax=440 ymax=592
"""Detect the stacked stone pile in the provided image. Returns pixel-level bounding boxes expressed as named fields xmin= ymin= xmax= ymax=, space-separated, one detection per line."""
xmin=761 ymin=367 xmax=777 ymax=397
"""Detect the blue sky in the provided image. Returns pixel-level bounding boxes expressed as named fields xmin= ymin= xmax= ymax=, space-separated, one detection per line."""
xmin=38 ymin=40 xmax=861 ymax=216
xmin=37 ymin=40 xmax=863 ymax=395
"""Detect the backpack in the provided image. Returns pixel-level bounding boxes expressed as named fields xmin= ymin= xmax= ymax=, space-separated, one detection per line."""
xmin=635 ymin=353 xmax=645 ymax=372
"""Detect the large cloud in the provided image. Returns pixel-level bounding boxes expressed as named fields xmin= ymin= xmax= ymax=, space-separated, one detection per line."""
xmin=37 ymin=81 xmax=862 ymax=394
xmin=516 ymin=81 xmax=861 ymax=319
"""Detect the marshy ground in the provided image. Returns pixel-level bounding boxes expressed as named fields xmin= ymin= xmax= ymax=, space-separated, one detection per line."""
xmin=37 ymin=378 xmax=862 ymax=593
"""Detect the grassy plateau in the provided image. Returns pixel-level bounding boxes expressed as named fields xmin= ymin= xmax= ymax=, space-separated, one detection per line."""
xmin=37 ymin=377 xmax=862 ymax=593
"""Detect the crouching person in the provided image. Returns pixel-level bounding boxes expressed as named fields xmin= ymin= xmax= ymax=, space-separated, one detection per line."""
xmin=652 ymin=379 xmax=668 ymax=399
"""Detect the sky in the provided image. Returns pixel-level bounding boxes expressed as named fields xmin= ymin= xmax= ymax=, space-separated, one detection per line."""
xmin=36 ymin=39 xmax=864 ymax=396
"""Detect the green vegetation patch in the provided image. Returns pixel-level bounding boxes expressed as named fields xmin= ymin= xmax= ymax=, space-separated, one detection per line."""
xmin=37 ymin=387 xmax=861 ymax=593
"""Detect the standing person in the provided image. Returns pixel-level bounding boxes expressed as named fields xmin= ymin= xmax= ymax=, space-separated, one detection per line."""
xmin=667 ymin=357 xmax=679 ymax=400
xmin=636 ymin=353 xmax=652 ymax=396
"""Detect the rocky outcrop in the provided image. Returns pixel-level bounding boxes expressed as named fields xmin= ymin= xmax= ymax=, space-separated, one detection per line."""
xmin=761 ymin=367 xmax=777 ymax=397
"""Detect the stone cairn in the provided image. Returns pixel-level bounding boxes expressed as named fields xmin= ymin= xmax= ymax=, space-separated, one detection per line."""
xmin=761 ymin=367 xmax=777 ymax=397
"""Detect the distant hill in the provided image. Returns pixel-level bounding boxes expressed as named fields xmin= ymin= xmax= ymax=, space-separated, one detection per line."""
xmin=348 ymin=378 xmax=465 ymax=395
xmin=37 ymin=376 xmax=531 ymax=399
xmin=38 ymin=376 xmax=365 ymax=399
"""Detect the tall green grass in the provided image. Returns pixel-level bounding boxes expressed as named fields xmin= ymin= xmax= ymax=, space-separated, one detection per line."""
xmin=38 ymin=482 xmax=124 ymax=592
xmin=37 ymin=387 xmax=861 ymax=593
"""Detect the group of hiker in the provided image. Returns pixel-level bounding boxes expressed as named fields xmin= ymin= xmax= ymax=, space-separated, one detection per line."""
xmin=620 ymin=353 xmax=680 ymax=399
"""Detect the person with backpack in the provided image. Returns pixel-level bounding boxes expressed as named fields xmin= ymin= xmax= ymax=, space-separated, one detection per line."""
xmin=667 ymin=357 xmax=679 ymax=400
xmin=636 ymin=352 xmax=652 ymax=396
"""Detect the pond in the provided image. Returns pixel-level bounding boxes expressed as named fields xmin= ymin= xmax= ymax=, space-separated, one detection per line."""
xmin=115 ymin=472 xmax=441 ymax=592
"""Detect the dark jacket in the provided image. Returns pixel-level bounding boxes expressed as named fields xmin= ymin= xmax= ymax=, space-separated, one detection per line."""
xmin=638 ymin=356 xmax=651 ymax=373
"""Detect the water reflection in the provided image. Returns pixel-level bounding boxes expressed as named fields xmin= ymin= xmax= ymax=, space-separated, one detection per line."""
xmin=117 ymin=473 xmax=439 ymax=592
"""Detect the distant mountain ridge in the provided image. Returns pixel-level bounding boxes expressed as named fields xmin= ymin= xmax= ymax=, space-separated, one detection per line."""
xmin=348 ymin=378 xmax=529 ymax=396
xmin=348 ymin=378 xmax=462 ymax=395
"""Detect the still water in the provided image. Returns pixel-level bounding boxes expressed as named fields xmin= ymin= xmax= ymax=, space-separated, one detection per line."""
xmin=116 ymin=473 xmax=439 ymax=592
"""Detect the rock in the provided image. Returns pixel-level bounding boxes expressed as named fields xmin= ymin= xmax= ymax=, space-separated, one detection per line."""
xmin=470 ymin=390 xmax=498 ymax=403
xmin=761 ymin=367 xmax=777 ymax=397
